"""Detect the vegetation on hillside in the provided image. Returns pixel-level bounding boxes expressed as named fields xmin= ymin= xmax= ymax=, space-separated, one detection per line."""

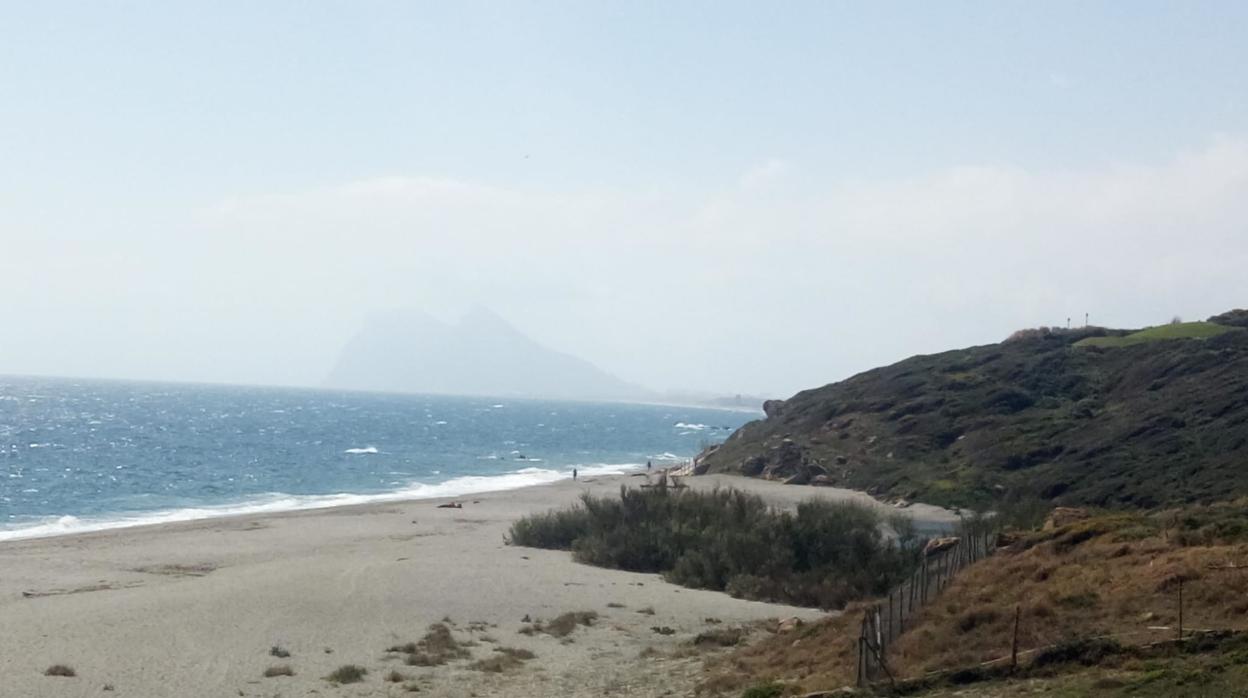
xmin=699 ymin=503 xmax=1248 ymax=696
xmin=508 ymin=486 xmax=922 ymax=609
xmin=1075 ymin=321 xmax=1233 ymax=348
xmin=698 ymin=311 xmax=1248 ymax=509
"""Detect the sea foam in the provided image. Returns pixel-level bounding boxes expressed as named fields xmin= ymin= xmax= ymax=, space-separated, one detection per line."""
xmin=0 ymin=463 xmax=639 ymax=542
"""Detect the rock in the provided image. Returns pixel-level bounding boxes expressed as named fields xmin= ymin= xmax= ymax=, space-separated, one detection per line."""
xmin=1139 ymin=611 xmax=1156 ymax=622
xmin=777 ymin=617 xmax=803 ymax=633
xmin=923 ymin=537 xmax=960 ymax=556
xmin=893 ymin=499 xmax=912 ymax=509
xmin=811 ymin=475 xmax=835 ymax=487
xmin=1043 ymin=506 xmax=1091 ymax=530
xmin=835 ymin=455 xmax=848 ymax=465
xmin=741 ymin=456 xmax=767 ymax=477
xmin=763 ymin=399 xmax=786 ymax=418
xmin=783 ymin=471 xmax=810 ymax=486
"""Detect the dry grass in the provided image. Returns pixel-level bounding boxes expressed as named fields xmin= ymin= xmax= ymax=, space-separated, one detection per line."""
xmin=469 ymin=647 xmax=536 ymax=672
xmin=698 ymin=609 xmax=862 ymax=695
xmin=263 ymin=665 xmax=294 ymax=678
xmin=889 ymin=514 xmax=1248 ymax=676
xmin=43 ymin=664 xmax=76 ymax=677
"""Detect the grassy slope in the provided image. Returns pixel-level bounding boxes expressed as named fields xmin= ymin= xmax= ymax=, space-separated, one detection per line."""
xmin=1076 ymin=321 xmax=1233 ymax=348
xmin=699 ymin=321 xmax=1248 ymax=509
xmin=698 ymin=505 xmax=1248 ymax=696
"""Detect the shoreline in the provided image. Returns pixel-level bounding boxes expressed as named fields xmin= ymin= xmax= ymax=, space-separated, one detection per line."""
xmin=0 ymin=462 xmax=654 ymax=543
xmin=0 ymin=462 xmax=957 ymax=546
xmin=0 ymin=472 xmax=957 ymax=697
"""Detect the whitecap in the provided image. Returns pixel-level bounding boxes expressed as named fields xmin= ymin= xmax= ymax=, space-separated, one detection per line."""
xmin=343 ymin=446 xmax=379 ymax=455
xmin=673 ymin=422 xmax=710 ymax=430
xmin=0 ymin=462 xmax=645 ymax=542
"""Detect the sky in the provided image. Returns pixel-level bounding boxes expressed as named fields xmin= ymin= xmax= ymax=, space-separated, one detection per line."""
xmin=2 ymin=1 xmax=1247 ymax=397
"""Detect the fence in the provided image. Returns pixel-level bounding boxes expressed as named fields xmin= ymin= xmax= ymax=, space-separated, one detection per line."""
xmin=857 ymin=526 xmax=999 ymax=687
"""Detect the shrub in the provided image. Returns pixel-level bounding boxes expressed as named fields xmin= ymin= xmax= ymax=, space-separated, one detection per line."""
xmin=44 ymin=665 xmax=76 ymax=677
xmin=531 ymin=611 xmax=597 ymax=638
xmin=263 ymin=665 xmax=294 ymax=678
xmin=741 ymin=681 xmax=785 ymax=698
xmin=508 ymin=487 xmax=922 ymax=609
xmin=325 ymin=665 xmax=367 ymax=683
xmin=394 ymin=623 xmax=470 ymax=666
xmin=269 ymin=645 xmax=290 ymax=658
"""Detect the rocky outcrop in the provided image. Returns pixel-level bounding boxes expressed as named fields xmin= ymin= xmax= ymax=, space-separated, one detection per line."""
xmin=762 ymin=399 xmax=786 ymax=418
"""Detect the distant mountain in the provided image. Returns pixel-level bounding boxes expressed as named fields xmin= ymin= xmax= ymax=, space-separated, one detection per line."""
xmin=325 ymin=307 xmax=652 ymax=401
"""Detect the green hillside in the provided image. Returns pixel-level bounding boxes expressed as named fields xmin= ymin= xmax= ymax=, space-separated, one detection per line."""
xmin=1075 ymin=321 xmax=1232 ymax=348
xmin=697 ymin=312 xmax=1248 ymax=510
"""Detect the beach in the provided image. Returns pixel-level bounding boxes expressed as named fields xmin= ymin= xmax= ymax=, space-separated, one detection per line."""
xmin=0 ymin=472 xmax=958 ymax=697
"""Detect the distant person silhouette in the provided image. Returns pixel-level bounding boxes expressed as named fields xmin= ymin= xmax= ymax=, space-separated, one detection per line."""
xmin=647 ymin=460 xmax=652 ymax=470
xmin=572 ymin=468 xmax=578 ymax=481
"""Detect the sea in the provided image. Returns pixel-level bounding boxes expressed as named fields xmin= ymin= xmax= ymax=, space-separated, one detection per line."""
xmin=0 ymin=375 xmax=756 ymax=541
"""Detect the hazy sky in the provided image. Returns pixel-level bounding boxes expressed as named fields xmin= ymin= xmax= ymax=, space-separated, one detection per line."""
xmin=3 ymin=2 xmax=1247 ymax=397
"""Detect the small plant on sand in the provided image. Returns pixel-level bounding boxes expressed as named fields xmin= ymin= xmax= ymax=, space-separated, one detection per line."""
xmin=693 ymin=626 xmax=747 ymax=648
xmin=385 ymin=670 xmax=407 ymax=683
xmin=326 ymin=664 xmax=367 ymax=684
xmin=544 ymin=610 xmax=597 ymax=637
xmin=44 ymin=665 xmax=76 ymax=677
xmin=637 ymin=606 xmax=656 ymax=615
xmin=607 ymin=602 xmax=626 ymax=608
xmin=263 ymin=665 xmax=294 ymax=677
xmin=393 ymin=623 xmax=470 ymax=666
xmin=269 ymin=645 xmax=291 ymax=658
xmin=469 ymin=647 xmax=536 ymax=672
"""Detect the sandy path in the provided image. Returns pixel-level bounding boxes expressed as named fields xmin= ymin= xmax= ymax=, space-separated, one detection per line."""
xmin=0 ymin=473 xmax=957 ymax=697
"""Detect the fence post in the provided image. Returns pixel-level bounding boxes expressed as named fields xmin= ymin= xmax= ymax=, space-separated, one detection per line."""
xmin=1011 ymin=605 xmax=1021 ymax=672
xmin=1177 ymin=578 xmax=1184 ymax=641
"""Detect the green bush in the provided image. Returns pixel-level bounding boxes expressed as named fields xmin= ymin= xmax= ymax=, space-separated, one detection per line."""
xmin=741 ymin=681 xmax=785 ymax=698
xmin=509 ymin=486 xmax=921 ymax=609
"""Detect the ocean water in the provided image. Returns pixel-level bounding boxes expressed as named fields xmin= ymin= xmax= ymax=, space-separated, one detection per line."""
xmin=0 ymin=376 xmax=755 ymax=541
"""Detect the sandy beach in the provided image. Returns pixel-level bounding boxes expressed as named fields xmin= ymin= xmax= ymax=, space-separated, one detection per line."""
xmin=0 ymin=472 xmax=958 ymax=697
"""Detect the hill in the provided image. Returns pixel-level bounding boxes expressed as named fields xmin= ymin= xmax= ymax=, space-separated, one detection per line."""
xmin=697 ymin=312 xmax=1248 ymax=510
xmin=325 ymin=307 xmax=651 ymax=401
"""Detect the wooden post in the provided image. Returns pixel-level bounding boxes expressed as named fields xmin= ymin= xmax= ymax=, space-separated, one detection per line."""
xmin=1177 ymin=578 xmax=1184 ymax=641
xmin=1011 ymin=605 xmax=1021 ymax=672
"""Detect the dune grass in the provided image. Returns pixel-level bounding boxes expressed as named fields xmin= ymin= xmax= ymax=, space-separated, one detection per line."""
xmin=509 ymin=486 xmax=921 ymax=609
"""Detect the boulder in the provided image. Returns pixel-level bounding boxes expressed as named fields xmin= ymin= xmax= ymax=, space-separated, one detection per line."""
xmin=811 ymin=474 xmax=835 ymax=487
xmin=741 ymin=456 xmax=767 ymax=477
xmin=763 ymin=399 xmax=786 ymax=418
xmin=777 ymin=617 xmax=803 ymax=633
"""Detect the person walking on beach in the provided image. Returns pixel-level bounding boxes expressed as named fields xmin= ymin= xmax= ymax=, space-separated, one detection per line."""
xmin=646 ymin=460 xmax=652 ymax=470
xmin=573 ymin=468 xmax=578 ymax=481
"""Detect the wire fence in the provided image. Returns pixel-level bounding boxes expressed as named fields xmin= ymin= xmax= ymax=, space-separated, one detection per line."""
xmin=857 ymin=526 xmax=999 ymax=687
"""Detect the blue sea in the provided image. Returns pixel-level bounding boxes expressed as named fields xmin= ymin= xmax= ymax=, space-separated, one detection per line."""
xmin=0 ymin=376 xmax=755 ymax=541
